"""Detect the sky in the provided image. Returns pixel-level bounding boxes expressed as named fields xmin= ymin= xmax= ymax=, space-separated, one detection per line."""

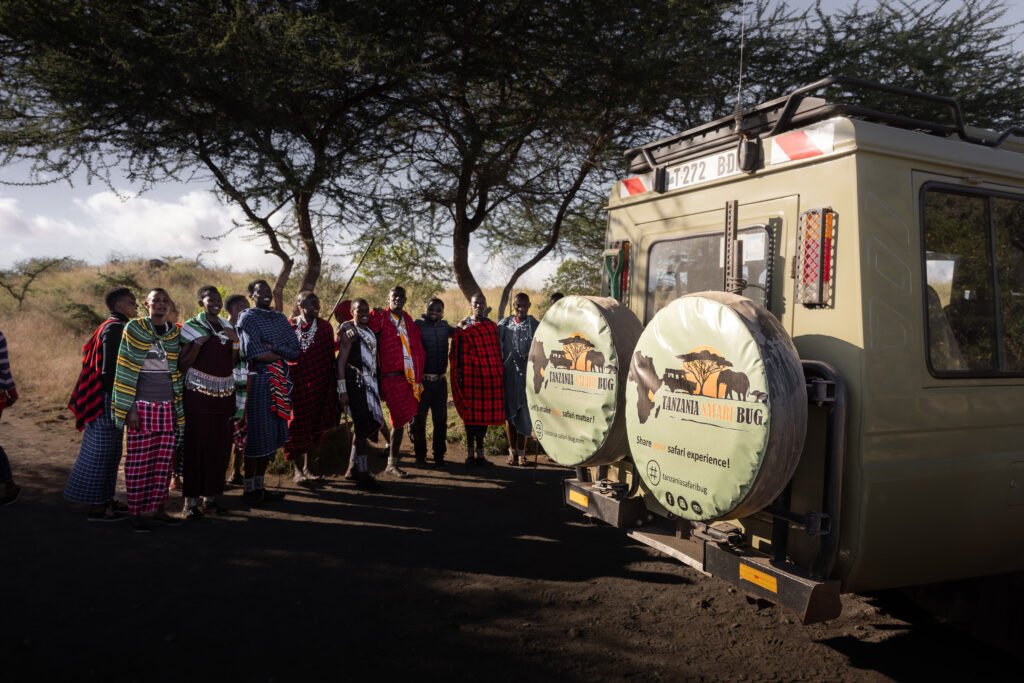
xmin=0 ymin=167 xmax=547 ymax=286
xmin=1 ymin=0 xmax=1021 ymax=284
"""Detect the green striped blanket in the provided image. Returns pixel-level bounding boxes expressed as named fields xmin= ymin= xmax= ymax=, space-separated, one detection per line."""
xmin=111 ymin=317 xmax=184 ymax=432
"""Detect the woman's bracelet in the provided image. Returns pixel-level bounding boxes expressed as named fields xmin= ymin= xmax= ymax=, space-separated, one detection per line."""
xmin=337 ymin=379 xmax=347 ymax=395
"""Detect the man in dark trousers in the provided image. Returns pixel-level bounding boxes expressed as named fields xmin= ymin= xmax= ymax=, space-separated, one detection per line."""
xmin=412 ymin=298 xmax=455 ymax=467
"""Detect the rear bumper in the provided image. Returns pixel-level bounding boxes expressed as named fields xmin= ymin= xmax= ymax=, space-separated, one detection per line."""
xmin=564 ymin=477 xmax=842 ymax=624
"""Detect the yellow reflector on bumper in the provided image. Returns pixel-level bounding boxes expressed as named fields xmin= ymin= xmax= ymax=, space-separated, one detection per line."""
xmin=568 ymin=489 xmax=589 ymax=509
xmin=739 ymin=563 xmax=778 ymax=593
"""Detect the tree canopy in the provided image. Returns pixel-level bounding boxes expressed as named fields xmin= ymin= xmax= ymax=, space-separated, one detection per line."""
xmin=0 ymin=0 xmax=419 ymax=307
xmin=1 ymin=0 xmax=1023 ymax=305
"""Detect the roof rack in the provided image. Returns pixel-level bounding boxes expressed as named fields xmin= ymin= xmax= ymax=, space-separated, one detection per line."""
xmin=626 ymin=76 xmax=1024 ymax=173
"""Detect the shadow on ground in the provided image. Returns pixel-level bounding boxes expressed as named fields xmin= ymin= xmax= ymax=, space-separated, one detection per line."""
xmin=3 ymin=423 xmax=1022 ymax=682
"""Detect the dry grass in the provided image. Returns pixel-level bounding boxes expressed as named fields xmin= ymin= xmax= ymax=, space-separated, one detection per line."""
xmin=1 ymin=258 xmax=543 ymax=412
xmin=1 ymin=258 xmax=267 ymax=410
xmin=4 ymin=311 xmax=83 ymax=409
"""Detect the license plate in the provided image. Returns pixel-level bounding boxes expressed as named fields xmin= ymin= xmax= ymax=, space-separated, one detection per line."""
xmin=664 ymin=149 xmax=741 ymax=191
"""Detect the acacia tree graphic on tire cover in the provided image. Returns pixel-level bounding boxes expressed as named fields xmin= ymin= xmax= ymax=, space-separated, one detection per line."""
xmin=559 ymin=335 xmax=594 ymax=370
xmin=676 ymin=350 xmax=731 ymax=397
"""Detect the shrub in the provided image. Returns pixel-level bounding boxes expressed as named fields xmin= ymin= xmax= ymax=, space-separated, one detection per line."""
xmin=90 ymin=270 xmax=144 ymax=297
xmin=63 ymin=302 xmax=104 ymax=333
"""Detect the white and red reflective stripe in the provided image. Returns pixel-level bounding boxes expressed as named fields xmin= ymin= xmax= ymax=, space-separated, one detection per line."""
xmin=619 ymin=173 xmax=653 ymax=197
xmin=770 ymin=122 xmax=835 ymax=165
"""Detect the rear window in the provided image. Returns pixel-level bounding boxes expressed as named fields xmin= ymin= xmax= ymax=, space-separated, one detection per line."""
xmin=922 ymin=186 xmax=1024 ymax=376
xmin=646 ymin=226 xmax=772 ymax=323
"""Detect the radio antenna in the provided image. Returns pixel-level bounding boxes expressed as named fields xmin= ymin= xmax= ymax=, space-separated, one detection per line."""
xmin=734 ymin=0 xmax=749 ymax=133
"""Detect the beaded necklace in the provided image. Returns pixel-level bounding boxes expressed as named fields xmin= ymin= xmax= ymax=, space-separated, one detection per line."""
xmin=296 ymin=317 xmax=318 ymax=353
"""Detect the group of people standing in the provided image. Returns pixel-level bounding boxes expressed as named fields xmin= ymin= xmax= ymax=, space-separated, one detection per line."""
xmin=63 ymin=281 xmax=309 ymax=531
xmin=1 ymin=281 xmax=542 ymax=530
xmin=447 ymin=291 xmax=540 ymax=467
xmin=337 ymin=287 xmax=540 ymax=481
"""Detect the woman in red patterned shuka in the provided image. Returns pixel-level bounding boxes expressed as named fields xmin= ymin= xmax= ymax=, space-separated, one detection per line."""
xmin=367 ymin=286 xmax=425 ymax=478
xmin=450 ymin=292 xmax=504 ymax=467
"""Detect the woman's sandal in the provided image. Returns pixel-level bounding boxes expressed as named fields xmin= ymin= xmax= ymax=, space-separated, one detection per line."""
xmin=153 ymin=510 xmax=182 ymax=526
xmin=87 ymin=505 xmax=124 ymax=522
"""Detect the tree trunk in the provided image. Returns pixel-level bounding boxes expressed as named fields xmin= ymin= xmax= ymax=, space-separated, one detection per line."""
xmin=295 ymin=191 xmax=322 ymax=294
xmin=452 ymin=176 xmax=487 ymax=304
xmin=197 ymin=148 xmax=296 ymax=311
xmin=497 ymin=161 xmax=595 ymax=317
xmin=452 ymin=228 xmax=482 ymax=304
xmin=272 ymin=256 xmax=294 ymax=313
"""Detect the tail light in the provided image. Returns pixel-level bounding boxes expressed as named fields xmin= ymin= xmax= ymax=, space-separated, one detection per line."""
xmin=796 ymin=208 xmax=837 ymax=307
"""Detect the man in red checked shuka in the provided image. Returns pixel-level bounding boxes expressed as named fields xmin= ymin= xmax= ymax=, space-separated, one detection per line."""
xmin=450 ymin=292 xmax=504 ymax=467
xmin=367 ymin=286 xmax=425 ymax=478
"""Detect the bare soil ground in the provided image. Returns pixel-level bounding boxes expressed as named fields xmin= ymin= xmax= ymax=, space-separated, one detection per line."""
xmin=1 ymin=398 xmax=1020 ymax=682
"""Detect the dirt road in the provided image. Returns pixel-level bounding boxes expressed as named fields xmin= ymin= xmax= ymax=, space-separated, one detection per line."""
xmin=1 ymin=403 xmax=1018 ymax=681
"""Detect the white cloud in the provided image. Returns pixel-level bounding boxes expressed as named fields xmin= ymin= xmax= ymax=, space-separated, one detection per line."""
xmin=0 ymin=189 xmax=284 ymax=272
xmin=0 ymin=184 xmax=569 ymax=289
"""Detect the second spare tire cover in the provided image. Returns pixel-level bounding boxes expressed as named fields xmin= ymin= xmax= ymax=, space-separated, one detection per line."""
xmin=626 ymin=292 xmax=807 ymax=521
xmin=527 ymin=295 xmax=643 ymax=467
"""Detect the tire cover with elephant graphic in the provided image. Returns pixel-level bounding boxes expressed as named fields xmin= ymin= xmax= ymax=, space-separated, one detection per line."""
xmin=626 ymin=292 xmax=807 ymax=521
xmin=527 ymin=296 xmax=643 ymax=467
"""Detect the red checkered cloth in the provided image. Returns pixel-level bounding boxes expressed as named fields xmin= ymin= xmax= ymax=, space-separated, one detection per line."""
xmin=369 ymin=309 xmax=425 ymax=428
xmin=67 ymin=317 xmax=121 ymax=431
xmin=124 ymin=401 xmax=175 ymax=515
xmin=450 ymin=319 xmax=505 ymax=426
xmin=284 ymin=318 xmax=337 ymax=458
xmin=267 ymin=360 xmax=293 ymax=421
xmin=232 ymin=416 xmax=247 ymax=450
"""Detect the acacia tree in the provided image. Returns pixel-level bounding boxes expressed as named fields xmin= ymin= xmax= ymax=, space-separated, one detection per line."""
xmin=559 ymin=335 xmax=595 ymax=370
xmin=388 ymin=0 xmax=732 ymax=314
xmin=723 ymin=0 xmax=1024 ymax=127
xmin=0 ymin=257 xmax=75 ymax=310
xmin=544 ymin=258 xmax=604 ymax=300
xmin=352 ymin=239 xmax=454 ymax=310
xmin=678 ymin=350 xmax=732 ymax=397
xmin=0 ymin=1 xmax=417 ymax=308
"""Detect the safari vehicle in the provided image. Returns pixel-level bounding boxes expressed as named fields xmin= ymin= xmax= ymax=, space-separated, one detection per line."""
xmin=531 ymin=77 xmax=1024 ymax=624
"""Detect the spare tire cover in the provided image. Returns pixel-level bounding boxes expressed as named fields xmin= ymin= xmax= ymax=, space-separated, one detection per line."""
xmin=527 ymin=296 xmax=643 ymax=467
xmin=625 ymin=292 xmax=806 ymax=521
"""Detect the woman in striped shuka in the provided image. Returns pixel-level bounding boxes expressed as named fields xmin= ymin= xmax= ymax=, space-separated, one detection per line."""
xmin=111 ymin=288 xmax=185 ymax=533
xmin=178 ymin=285 xmax=238 ymax=520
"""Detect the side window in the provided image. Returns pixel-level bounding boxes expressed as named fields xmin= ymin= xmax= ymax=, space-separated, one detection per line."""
xmin=994 ymin=197 xmax=1024 ymax=371
xmin=646 ymin=226 xmax=771 ymax=322
xmin=923 ymin=187 xmax=1024 ymax=375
